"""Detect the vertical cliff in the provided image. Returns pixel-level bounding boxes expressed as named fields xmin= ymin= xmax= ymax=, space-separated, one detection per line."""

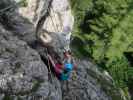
xmin=0 ymin=0 xmax=127 ymax=100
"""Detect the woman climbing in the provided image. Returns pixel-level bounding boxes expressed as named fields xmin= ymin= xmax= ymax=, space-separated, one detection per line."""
xmin=35 ymin=0 xmax=75 ymax=80
xmin=48 ymin=50 xmax=76 ymax=80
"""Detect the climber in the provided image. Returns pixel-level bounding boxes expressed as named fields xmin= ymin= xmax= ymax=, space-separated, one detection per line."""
xmin=35 ymin=0 xmax=75 ymax=80
xmin=48 ymin=50 xmax=76 ymax=80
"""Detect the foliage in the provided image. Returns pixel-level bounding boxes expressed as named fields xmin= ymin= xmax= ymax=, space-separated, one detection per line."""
xmin=19 ymin=0 xmax=28 ymax=7
xmin=70 ymin=0 xmax=133 ymax=99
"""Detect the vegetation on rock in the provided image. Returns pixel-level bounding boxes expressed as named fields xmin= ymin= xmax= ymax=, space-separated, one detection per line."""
xmin=70 ymin=0 xmax=133 ymax=99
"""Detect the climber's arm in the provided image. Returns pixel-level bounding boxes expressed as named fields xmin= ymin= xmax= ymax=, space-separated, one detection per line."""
xmin=72 ymin=57 xmax=78 ymax=70
xmin=48 ymin=54 xmax=56 ymax=67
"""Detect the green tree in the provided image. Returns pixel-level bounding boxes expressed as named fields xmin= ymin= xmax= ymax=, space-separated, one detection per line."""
xmin=70 ymin=0 xmax=133 ymax=99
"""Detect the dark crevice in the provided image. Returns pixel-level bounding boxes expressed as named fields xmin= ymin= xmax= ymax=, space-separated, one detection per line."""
xmin=28 ymin=40 xmax=55 ymax=75
xmin=124 ymin=52 xmax=133 ymax=66
xmin=40 ymin=53 xmax=54 ymax=73
xmin=36 ymin=0 xmax=53 ymax=38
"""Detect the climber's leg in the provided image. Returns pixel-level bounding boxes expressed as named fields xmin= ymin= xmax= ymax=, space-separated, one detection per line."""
xmin=59 ymin=72 xmax=70 ymax=81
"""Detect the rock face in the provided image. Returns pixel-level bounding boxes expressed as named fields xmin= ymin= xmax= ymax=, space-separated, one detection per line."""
xmin=0 ymin=0 xmax=126 ymax=100
xmin=18 ymin=0 xmax=51 ymax=26
xmin=0 ymin=25 xmax=48 ymax=94
xmin=19 ymin=0 xmax=74 ymax=56
xmin=61 ymin=60 xmax=125 ymax=100
xmin=0 ymin=21 xmax=53 ymax=100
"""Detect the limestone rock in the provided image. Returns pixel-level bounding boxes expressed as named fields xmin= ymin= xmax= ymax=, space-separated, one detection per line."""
xmin=0 ymin=0 xmax=127 ymax=100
